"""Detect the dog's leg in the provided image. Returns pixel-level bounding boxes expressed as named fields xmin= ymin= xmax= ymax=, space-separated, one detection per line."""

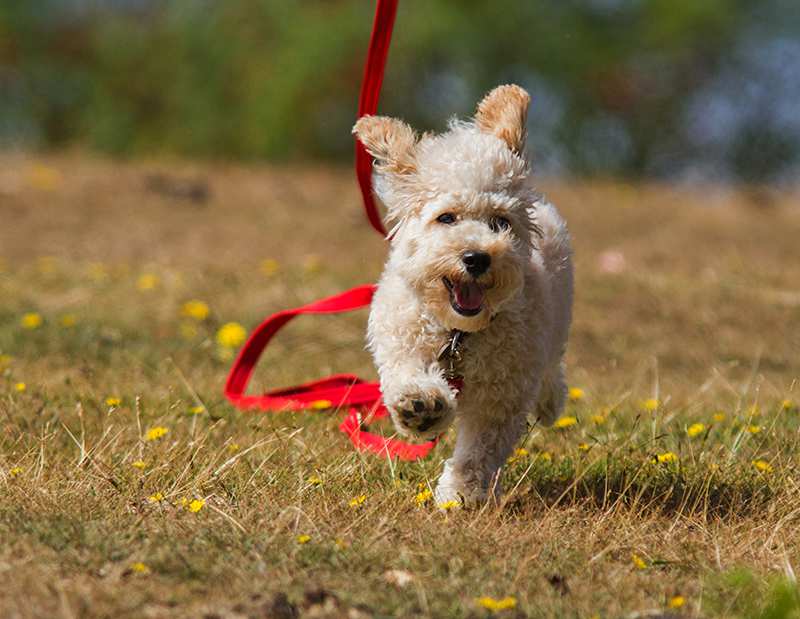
xmin=435 ymin=411 xmax=526 ymax=507
xmin=534 ymin=361 xmax=567 ymax=426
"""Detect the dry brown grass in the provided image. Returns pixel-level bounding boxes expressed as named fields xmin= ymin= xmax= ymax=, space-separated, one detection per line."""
xmin=1 ymin=153 xmax=799 ymax=618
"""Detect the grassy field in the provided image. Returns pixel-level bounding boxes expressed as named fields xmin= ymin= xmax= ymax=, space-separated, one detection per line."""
xmin=1 ymin=153 xmax=799 ymax=618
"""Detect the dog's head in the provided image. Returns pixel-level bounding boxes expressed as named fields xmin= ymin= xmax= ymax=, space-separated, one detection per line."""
xmin=354 ymin=85 xmax=538 ymax=332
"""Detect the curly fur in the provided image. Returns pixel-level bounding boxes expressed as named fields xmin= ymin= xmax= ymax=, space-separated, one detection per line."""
xmin=353 ymin=84 xmax=573 ymax=506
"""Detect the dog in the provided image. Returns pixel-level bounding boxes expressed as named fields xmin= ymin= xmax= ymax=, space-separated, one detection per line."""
xmin=353 ymin=84 xmax=573 ymax=506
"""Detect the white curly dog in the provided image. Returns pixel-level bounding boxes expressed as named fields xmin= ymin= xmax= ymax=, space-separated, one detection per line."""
xmin=353 ymin=84 xmax=573 ymax=506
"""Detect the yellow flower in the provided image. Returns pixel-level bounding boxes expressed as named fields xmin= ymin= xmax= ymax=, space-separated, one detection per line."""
xmin=144 ymin=426 xmax=169 ymax=441
xmin=129 ymin=562 xmax=150 ymax=575
xmin=9 ymin=467 xmax=23 ymax=477
xmin=713 ymin=411 xmax=726 ymax=423
xmin=216 ymin=322 xmax=247 ymax=348
xmin=348 ymin=494 xmax=367 ymax=508
xmin=131 ymin=460 xmax=147 ymax=470
xmin=537 ymin=451 xmax=552 ymax=462
xmin=179 ymin=322 xmax=199 ymax=341
xmin=590 ymin=414 xmax=606 ymax=425
xmin=415 ymin=488 xmax=433 ymax=505
xmin=106 ymin=397 xmax=122 ymax=407
xmin=181 ymin=300 xmax=210 ymax=321
xmin=188 ymin=405 xmax=205 ymax=415
xmin=175 ymin=497 xmax=189 ymax=508
xmin=136 ymin=273 xmax=159 ymax=291
xmin=438 ymin=500 xmax=460 ymax=511
xmin=747 ymin=425 xmax=762 ymax=434
xmin=296 ymin=534 xmax=311 ymax=544
xmin=752 ymin=459 xmax=773 ymax=473
xmin=228 ymin=443 xmax=240 ymax=453
xmin=641 ymin=398 xmax=659 ymax=412
xmin=260 ymin=258 xmax=280 ymax=277
xmin=188 ymin=498 xmax=205 ymax=513
xmin=303 ymin=254 xmax=322 ymax=274
xmin=507 ymin=447 xmax=529 ymax=464
xmin=476 ymin=596 xmax=517 ymax=612
xmin=668 ymin=595 xmax=685 ymax=609
xmin=553 ymin=415 xmax=577 ymax=429
xmin=568 ymin=387 xmax=585 ymax=402
xmin=309 ymin=400 xmax=332 ymax=410
xmin=578 ymin=442 xmax=590 ymax=452
xmin=87 ymin=262 xmax=108 ymax=282
xmin=59 ymin=314 xmax=78 ymax=328
xmin=747 ymin=404 xmax=760 ymax=417
xmin=27 ymin=164 xmax=62 ymax=191
xmin=631 ymin=553 xmax=647 ymax=570
xmin=655 ymin=452 xmax=678 ymax=464
xmin=781 ymin=399 xmax=795 ymax=412
xmin=686 ymin=423 xmax=706 ymax=438
xmin=21 ymin=313 xmax=43 ymax=329
xmin=0 ymin=354 xmax=13 ymax=369
xmin=307 ymin=475 xmax=323 ymax=486
xmin=148 ymin=492 xmax=164 ymax=503
xmin=14 ymin=382 xmax=26 ymax=393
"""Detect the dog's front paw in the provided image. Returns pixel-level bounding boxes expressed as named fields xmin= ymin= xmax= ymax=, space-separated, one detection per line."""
xmin=385 ymin=381 xmax=455 ymax=439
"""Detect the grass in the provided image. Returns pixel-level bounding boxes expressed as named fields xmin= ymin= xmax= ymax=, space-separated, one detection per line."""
xmin=1 ymin=153 xmax=799 ymax=618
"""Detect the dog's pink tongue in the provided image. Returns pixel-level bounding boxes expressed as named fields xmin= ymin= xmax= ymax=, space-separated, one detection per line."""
xmin=455 ymin=281 xmax=484 ymax=310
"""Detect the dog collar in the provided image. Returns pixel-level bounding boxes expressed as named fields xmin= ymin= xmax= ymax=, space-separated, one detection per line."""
xmin=438 ymin=329 xmax=468 ymax=392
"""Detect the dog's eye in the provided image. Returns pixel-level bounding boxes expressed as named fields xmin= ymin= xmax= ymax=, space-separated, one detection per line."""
xmin=436 ymin=213 xmax=457 ymax=225
xmin=489 ymin=216 xmax=511 ymax=232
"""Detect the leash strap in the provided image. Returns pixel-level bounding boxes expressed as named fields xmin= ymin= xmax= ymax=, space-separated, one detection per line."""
xmin=224 ymin=285 xmax=438 ymax=460
xmin=225 ymin=1 xmax=438 ymax=460
xmin=356 ymin=0 xmax=397 ymax=238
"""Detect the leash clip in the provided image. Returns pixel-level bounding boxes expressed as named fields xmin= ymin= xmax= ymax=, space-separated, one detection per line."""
xmin=438 ymin=329 xmax=467 ymax=381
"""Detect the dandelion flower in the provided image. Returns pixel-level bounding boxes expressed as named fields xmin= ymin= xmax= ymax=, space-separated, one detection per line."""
xmin=590 ymin=414 xmax=606 ymax=425
xmin=59 ymin=314 xmax=78 ymax=328
xmin=568 ymin=387 xmax=585 ymax=402
xmin=228 ymin=443 xmax=240 ymax=453
xmin=307 ymin=475 xmax=323 ymax=486
xmin=14 ymin=382 xmax=26 ymax=393
xmin=686 ymin=423 xmax=706 ymax=438
xmin=507 ymin=447 xmax=529 ymax=464
xmin=136 ymin=273 xmax=159 ymax=291
xmin=752 ymin=459 xmax=773 ymax=473
xmin=144 ymin=426 xmax=169 ymax=441
xmin=129 ymin=562 xmax=150 ymax=575
xmin=668 ymin=596 xmax=685 ymax=609
xmin=21 ymin=313 xmax=43 ymax=330
xmin=216 ymin=322 xmax=247 ymax=348
xmin=655 ymin=452 xmax=678 ymax=464
xmin=713 ymin=412 xmax=726 ymax=423
xmin=188 ymin=498 xmax=205 ymax=513
xmin=181 ymin=300 xmax=210 ymax=321
xmin=578 ymin=442 xmax=590 ymax=452
xmin=309 ymin=400 xmax=332 ymax=410
xmin=553 ymin=415 xmax=577 ymax=429
xmin=641 ymin=398 xmax=659 ymax=412
xmin=438 ymin=500 xmax=460 ymax=511
xmin=415 ymin=488 xmax=433 ymax=505
xmin=9 ymin=467 xmax=23 ymax=477
xmin=631 ymin=553 xmax=647 ymax=570
xmin=188 ymin=405 xmax=205 ymax=415
xmin=131 ymin=460 xmax=147 ymax=470
xmin=537 ymin=451 xmax=552 ymax=462
xmin=781 ymin=399 xmax=795 ymax=412
xmin=260 ymin=258 xmax=280 ymax=277
xmin=747 ymin=425 xmax=762 ymax=434
xmin=175 ymin=497 xmax=189 ymax=508
xmin=106 ymin=396 xmax=122 ymax=407
xmin=348 ymin=494 xmax=367 ymax=508
xmin=148 ymin=492 xmax=164 ymax=503
xmin=476 ymin=596 xmax=516 ymax=612
xmin=296 ymin=534 xmax=311 ymax=544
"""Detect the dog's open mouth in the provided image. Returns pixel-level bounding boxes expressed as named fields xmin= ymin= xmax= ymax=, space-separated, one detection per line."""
xmin=443 ymin=277 xmax=485 ymax=317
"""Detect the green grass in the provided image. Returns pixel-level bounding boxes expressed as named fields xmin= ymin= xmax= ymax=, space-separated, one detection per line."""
xmin=1 ymin=155 xmax=799 ymax=617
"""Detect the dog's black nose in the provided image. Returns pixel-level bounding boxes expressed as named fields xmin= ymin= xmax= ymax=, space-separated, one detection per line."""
xmin=462 ymin=250 xmax=491 ymax=276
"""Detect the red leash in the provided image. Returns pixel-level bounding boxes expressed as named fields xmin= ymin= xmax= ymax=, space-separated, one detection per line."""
xmin=224 ymin=0 xmax=439 ymax=460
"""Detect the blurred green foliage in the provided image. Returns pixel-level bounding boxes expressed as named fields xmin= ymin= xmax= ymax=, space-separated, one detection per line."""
xmin=1 ymin=0 xmax=798 ymax=181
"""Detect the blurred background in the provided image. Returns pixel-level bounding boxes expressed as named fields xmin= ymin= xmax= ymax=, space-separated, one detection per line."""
xmin=2 ymin=0 xmax=799 ymax=185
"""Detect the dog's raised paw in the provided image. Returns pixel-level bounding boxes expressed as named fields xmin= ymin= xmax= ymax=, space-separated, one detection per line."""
xmin=388 ymin=386 xmax=454 ymax=438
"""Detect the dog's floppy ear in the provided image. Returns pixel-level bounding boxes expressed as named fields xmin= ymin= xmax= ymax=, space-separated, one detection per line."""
xmin=353 ymin=115 xmax=418 ymax=175
xmin=474 ymin=84 xmax=530 ymax=155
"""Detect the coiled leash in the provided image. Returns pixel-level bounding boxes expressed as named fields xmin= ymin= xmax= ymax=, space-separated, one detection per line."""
xmin=224 ymin=0 xmax=442 ymax=461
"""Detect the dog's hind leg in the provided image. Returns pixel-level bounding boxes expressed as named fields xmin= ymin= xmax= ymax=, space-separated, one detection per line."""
xmin=533 ymin=362 xmax=567 ymax=427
